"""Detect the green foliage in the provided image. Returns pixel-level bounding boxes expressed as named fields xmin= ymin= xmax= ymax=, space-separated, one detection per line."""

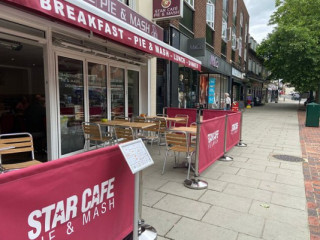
xmin=257 ymin=0 xmax=320 ymax=92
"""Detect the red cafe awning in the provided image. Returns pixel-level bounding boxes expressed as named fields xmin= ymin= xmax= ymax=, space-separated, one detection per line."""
xmin=3 ymin=0 xmax=202 ymax=71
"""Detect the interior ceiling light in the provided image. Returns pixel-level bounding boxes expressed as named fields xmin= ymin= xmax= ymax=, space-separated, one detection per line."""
xmin=0 ymin=38 xmax=23 ymax=51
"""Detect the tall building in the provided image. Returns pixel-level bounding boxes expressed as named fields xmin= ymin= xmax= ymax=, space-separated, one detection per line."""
xmin=154 ymin=0 xmax=249 ymax=111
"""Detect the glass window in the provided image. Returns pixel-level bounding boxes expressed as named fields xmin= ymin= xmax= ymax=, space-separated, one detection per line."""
xmin=244 ymin=48 xmax=247 ymax=62
xmin=232 ymin=26 xmax=237 ymax=49
xmin=181 ymin=3 xmax=194 ymax=32
xmin=223 ymin=0 xmax=228 ymax=12
xmin=238 ymin=37 xmax=242 ymax=57
xmin=185 ymin=0 xmax=194 ymax=8
xmin=240 ymin=12 xmax=243 ymax=27
xmin=206 ymin=25 xmax=214 ymax=46
xmin=88 ymin=63 xmax=107 ymax=122
xmin=110 ymin=67 xmax=125 ymax=118
xmin=233 ymin=0 xmax=237 ymax=15
xmin=58 ymin=56 xmax=84 ymax=155
xmin=118 ymin=0 xmax=134 ymax=8
xmin=128 ymin=70 xmax=139 ymax=118
xmin=221 ymin=18 xmax=228 ymax=41
xmin=206 ymin=1 xmax=215 ymax=29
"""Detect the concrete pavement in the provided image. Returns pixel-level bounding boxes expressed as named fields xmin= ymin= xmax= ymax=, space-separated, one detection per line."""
xmin=142 ymin=97 xmax=310 ymax=240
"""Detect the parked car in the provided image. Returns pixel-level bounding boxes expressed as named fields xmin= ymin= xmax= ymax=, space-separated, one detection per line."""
xmin=291 ymin=93 xmax=300 ymax=100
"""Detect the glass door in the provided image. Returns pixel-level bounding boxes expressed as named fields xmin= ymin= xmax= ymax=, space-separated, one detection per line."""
xmin=128 ymin=70 xmax=139 ymax=118
xmin=110 ymin=67 xmax=125 ymax=119
xmin=88 ymin=62 xmax=108 ymax=121
xmin=58 ymin=56 xmax=85 ymax=155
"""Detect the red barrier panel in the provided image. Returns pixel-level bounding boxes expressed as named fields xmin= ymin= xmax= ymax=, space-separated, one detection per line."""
xmin=166 ymin=108 xmax=197 ymax=127
xmin=202 ymin=109 xmax=234 ymax=120
xmin=0 ymin=146 xmax=134 ymax=240
xmin=198 ymin=116 xmax=226 ymax=174
xmin=226 ymin=112 xmax=242 ymax=152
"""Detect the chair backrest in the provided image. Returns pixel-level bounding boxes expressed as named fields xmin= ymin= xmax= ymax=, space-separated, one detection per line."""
xmin=190 ymin=122 xmax=197 ymax=128
xmin=114 ymin=116 xmax=130 ymax=122
xmin=156 ymin=117 xmax=168 ymax=132
xmin=174 ymin=114 xmax=189 ymax=127
xmin=165 ymin=131 xmax=189 ymax=149
xmin=133 ymin=116 xmax=146 ymax=123
xmin=0 ymin=132 xmax=35 ymax=162
xmin=144 ymin=119 xmax=161 ymax=133
xmin=156 ymin=113 xmax=168 ymax=117
xmin=82 ymin=122 xmax=102 ymax=141
xmin=114 ymin=126 xmax=134 ymax=143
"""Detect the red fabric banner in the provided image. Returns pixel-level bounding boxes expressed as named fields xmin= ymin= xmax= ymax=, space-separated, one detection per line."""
xmin=198 ymin=116 xmax=226 ymax=174
xmin=226 ymin=112 xmax=241 ymax=152
xmin=202 ymin=109 xmax=234 ymax=120
xmin=3 ymin=0 xmax=201 ymax=71
xmin=0 ymin=146 xmax=134 ymax=240
xmin=166 ymin=108 xmax=197 ymax=127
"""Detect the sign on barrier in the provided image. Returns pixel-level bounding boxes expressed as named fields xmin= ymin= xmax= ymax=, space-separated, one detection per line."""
xmin=166 ymin=107 xmax=197 ymax=127
xmin=198 ymin=116 xmax=226 ymax=173
xmin=0 ymin=146 xmax=134 ymax=240
xmin=226 ymin=112 xmax=241 ymax=152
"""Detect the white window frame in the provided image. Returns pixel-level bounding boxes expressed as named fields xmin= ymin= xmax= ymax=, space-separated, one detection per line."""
xmin=240 ymin=12 xmax=243 ymax=27
xmin=233 ymin=0 xmax=237 ymax=16
xmin=238 ymin=36 xmax=242 ymax=56
xmin=118 ymin=0 xmax=135 ymax=10
xmin=232 ymin=27 xmax=237 ymax=49
xmin=222 ymin=18 xmax=228 ymax=41
xmin=185 ymin=0 xmax=194 ymax=9
xmin=206 ymin=0 xmax=215 ymax=30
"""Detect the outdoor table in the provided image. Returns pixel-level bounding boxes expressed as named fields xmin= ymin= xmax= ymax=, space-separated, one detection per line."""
xmin=146 ymin=116 xmax=185 ymax=128
xmin=169 ymin=127 xmax=208 ymax=190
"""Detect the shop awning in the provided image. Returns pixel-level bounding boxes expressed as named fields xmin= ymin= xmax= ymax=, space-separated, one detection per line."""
xmin=3 ymin=0 xmax=201 ymax=71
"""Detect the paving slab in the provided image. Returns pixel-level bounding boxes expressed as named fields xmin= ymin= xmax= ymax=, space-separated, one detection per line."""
xmin=237 ymin=169 xmax=276 ymax=182
xmin=219 ymin=173 xmax=261 ymax=188
xmin=142 ymin=188 xmax=166 ymax=207
xmin=263 ymin=219 xmax=309 ymax=240
xmin=141 ymin=206 xmax=181 ymax=236
xmin=224 ymin=183 xmax=272 ymax=202
xmin=202 ymin=206 xmax=265 ymax=238
xmin=259 ymin=180 xmax=306 ymax=198
xmin=271 ymin=192 xmax=306 ymax=210
xmin=158 ymin=181 xmax=206 ymax=200
xmin=166 ymin=217 xmax=238 ymax=240
xmin=249 ymin=200 xmax=308 ymax=228
xmin=231 ymin=161 xmax=267 ymax=172
xmin=237 ymin=234 xmax=264 ymax=240
xmin=200 ymin=190 xmax=252 ymax=213
xmin=153 ymin=194 xmax=210 ymax=220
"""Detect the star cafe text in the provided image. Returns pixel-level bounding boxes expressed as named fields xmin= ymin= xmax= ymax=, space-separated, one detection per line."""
xmin=27 ymin=177 xmax=115 ymax=240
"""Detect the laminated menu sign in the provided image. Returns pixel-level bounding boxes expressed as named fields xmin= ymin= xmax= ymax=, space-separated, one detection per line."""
xmin=119 ymin=139 xmax=154 ymax=174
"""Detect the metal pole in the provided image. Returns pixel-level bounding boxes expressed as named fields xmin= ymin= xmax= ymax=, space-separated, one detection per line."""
xmin=133 ymin=173 xmax=139 ymax=240
xmin=184 ymin=108 xmax=208 ymax=190
xmin=219 ymin=115 xmax=233 ymax=161
xmin=237 ymin=111 xmax=247 ymax=147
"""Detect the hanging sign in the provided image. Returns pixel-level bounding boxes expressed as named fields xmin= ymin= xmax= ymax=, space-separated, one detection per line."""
xmin=153 ymin=0 xmax=183 ymax=20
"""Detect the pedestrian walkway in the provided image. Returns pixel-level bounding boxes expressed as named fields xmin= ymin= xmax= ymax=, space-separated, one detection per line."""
xmin=142 ymin=98 xmax=311 ymax=240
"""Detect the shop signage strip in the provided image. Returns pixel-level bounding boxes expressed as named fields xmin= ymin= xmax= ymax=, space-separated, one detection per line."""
xmin=0 ymin=146 xmax=134 ymax=240
xmin=83 ymin=0 xmax=164 ymax=40
xmin=3 ymin=0 xmax=201 ymax=71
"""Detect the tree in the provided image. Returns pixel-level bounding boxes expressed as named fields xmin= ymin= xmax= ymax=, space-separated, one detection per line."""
xmin=257 ymin=0 xmax=320 ymax=96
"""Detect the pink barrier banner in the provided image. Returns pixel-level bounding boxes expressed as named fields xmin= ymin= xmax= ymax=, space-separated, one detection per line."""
xmin=202 ymin=109 xmax=233 ymax=120
xmin=226 ymin=112 xmax=242 ymax=152
xmin=198 ymin=116 xmax=226 ymax=174
xmin=0 ymin=146 xmax=134 ymax=240
xmin=166 ymin=108 xmax=197 ymax=127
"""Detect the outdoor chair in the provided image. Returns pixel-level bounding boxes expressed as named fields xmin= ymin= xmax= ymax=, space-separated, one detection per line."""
xmin=174 ymin=114 xmax=189 ymax=127
xmin=82 ymin=122 xmax=114 ymax=151
xmin=133 ymin=116 xmax=146 ymax=139
xmin=162 ymin=130 xmax=195 ymax=180
xmin=0 ymin=132 xmax=42 ymax=171
xmin=143 ymin=119 xmax=161 ymax=154
xmin=114 ymin=126 xmax=135 ymax=144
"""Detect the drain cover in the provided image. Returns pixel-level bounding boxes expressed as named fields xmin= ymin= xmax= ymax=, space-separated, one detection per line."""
xmin=272 ymin=155 xmax=304 ymax=162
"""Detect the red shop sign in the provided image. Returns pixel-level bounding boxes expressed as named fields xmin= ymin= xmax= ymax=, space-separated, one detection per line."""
xmin=153 ymin=0 xmax=183 ymax=20
xmin=3 ymin=0 xmax=201 ymax=71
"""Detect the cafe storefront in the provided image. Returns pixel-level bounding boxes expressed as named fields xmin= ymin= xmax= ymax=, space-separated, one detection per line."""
xmin=0 ymin=0 xmax=200 ymax=160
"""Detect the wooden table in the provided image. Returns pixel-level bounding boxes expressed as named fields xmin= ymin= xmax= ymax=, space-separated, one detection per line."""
xmin=146 ymin=116 xmax=185 ymax=128
xmin=170 ymin=126 xmax=197 ymax=134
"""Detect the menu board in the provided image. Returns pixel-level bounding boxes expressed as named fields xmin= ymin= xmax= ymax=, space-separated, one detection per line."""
xmin=119 ymin=139 xmax=154 ymax=174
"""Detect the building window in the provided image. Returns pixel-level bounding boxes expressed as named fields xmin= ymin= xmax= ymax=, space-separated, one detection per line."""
xmin=221 ymin=41 xmax=227 ymax=58
xmin=180 ymin=3 xmax=194 ymax=34
xmin=245 ymin=23 xmax=248 ymax=43
xmin=206 ymin=25 xmax=214 ymax=46
xmin=233 ymin=0 xmax=237 ymax=25
xmin=206 ymin=0 xmax=215 ymax=30
xmin=244 ymin=48 xmax=247 ymax=62
xmin=223 ymin=0 xmax=228 ymax=12
xmin=232 ymin=27 xmax=236 ymax=49
xmin=248 ymin=58 xmax=252 ymax=71
xmin=118 ymin=0 xmax=135 ymax=9
xmin=185 ymin=0 xmax=194 ymax=8
xmin=221 ymin=16 xmax=228 ymax=41
xmin=238 ymin=36 xmax=242 ymax=57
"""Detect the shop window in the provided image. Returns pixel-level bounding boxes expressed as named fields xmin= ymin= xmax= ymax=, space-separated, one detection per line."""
xmin=179 ymin=66 xmax=197 ymax=108
xmin=206 ymin=0 xmax=215 ymax=30
xmin=180 ymin=3 xmax=194 ymax=33
xmin=128 ymin=70 xmax=139 ymax=118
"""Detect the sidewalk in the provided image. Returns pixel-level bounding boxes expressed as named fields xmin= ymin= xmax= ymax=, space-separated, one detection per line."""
xmin=142 ymin=98 xmax=311 ymax=240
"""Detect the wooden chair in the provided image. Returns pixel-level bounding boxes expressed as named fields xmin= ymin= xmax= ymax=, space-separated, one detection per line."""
xmin=143 ymin=119 xmax=161 ymax=154
xmin=0 ymin=132 xmax=42 ymax=171
xmin=156 ymin=117 xmax=168 ymax=145
xmin=82 ymin=122 xmax=114 ymax=151
xmin=114 ymin=126 xmax=134 ymax=144
xmin=162 ymin=131 xmax=195 ymax=179
xmin=174 ymin=114 xmax=189 ymax=127
xmin=132 ymin=116 xmax=146 ymax=139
